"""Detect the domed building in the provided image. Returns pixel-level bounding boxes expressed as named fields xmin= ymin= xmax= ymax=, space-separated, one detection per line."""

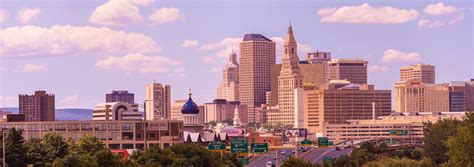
xmin=181 ymin=90 xmax=204 ymax=133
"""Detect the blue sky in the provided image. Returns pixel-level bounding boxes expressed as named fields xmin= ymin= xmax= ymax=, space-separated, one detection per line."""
xmin=0 ymin=0 xmax=472 ymax=108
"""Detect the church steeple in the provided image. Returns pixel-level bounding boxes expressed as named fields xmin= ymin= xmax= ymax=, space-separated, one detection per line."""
xmin=280 ymin=23 xmax=301 ymax=76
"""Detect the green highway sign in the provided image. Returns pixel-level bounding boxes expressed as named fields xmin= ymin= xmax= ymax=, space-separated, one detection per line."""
xmin=231 ymin=138 xmax=248 ymax=153
xmin=301 ymin=140 xmax=313 ymax=146
xmin=208 ymin=142 xmax=226 ymax=150
xmin=318 ymin=137 xmax=329 ymax=146
xmin=250 ymin=143 xmax=268 ymax=153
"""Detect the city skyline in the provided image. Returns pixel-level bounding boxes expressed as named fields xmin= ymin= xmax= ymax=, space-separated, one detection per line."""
xmin=1 ymin=1 xmax=473 ymax=108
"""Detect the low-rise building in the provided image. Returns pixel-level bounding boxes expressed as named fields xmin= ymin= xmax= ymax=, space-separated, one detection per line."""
xmin=322 ymin=112 xmax=466 ymax=144
xmin=0 ymin=119 xmax=184 ymax=149
xmin=395 ymin=80 xmax=450 ymax=113
xmin=92 ymin=102 xmax=142 ymax=121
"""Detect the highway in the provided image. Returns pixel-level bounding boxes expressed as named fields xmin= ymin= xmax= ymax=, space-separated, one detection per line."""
xmin=247 ymin=147 xmax=353 ymax=167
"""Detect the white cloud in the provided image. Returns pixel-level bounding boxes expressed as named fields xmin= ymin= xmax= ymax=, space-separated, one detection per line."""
xmin=96 ymin=53 xmax=181 ymax=74
xmin=382 ymin=49 xmax=422 ymax=63
xmin=89 ymin=0 xmax=142 ymax=26
xmin=449 ymin=13 xmax=464 ymax=24
xmin=181 ymin=40 xmax=198 ymax=48
xmin=202 ymin=56 xmax=215 ymax=63
xmin=0 ymin=25 xmax=160 ymax=58
xmin=148 ymin=7 xmax=182 ymax=24
xmin=317 ymin=3 xmax=419 ymax=24
xmin=418 ymin=19 xmax=445 ymax=28
xmin=200 ymin=37 xmax=240 ymax=51
xmin=368 ymin=65 xmax=390 ymax=73
xmin=17 ymin=8 xmax=41 ymax=23
xmin=424 ymin=3 xmax=457 ymax=15
xmin=0 ymin=96 xmax=17 ymax=107
xmin=211 ymin=67 xmax=221 ymax=73
xmin=59 ymin=95 xmax=79 ymax=107
xmin=128 ymin=0 xmax=154 ymax=6
xmin=23 ymin=64 xmax=46 ymax=72
xmin=0 ymin=10 xmax=8 ymax=23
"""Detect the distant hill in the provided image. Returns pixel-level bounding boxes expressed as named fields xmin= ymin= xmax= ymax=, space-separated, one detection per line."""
xmin=0 ymin=108 xmax=92 ymax=121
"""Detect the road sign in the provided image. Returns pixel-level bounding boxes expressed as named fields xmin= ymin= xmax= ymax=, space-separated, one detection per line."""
xmin=250 ymin=143 xmax=268 ymax=153
xmin=318 ymin=137 xmax=329 ymax=146
xmin=301 ymin=140 xmax=313 ymax=146
xmin=231 ymin=138 xmax=248 ymax=153
xmin=208 ymin=142 xmax=226 ymax=150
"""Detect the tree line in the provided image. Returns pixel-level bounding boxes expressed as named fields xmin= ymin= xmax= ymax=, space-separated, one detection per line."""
xmin=0 ymin=128 xmax=243 ymax=167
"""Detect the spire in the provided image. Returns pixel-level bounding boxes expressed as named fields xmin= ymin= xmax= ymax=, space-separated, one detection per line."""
xmin=233 ymin=106 xmax=241 ymax=127
xmin=188 ymin=88 xmax=192 ymax=98
xmin=285 ymin=22 xmax=296 ymax=45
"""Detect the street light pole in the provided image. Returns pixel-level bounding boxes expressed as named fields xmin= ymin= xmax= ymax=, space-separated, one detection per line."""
xmin=143 ymin=101 xmax=148 ymax=150
xmin=2 ymin=128 xmax=6 ymax=167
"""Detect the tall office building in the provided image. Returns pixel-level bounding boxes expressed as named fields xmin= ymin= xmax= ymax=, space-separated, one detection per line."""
xmin=276 ymin=24 xmax=304 ymax=125
xmin=306 ymin=51 xmax=331 ymax=81
xmin=303 ymin=80 xmax=392 ymax=136
xmin=217 ymin=51 xmax=240 ymax=101
xmin=145 ymin=82 xmax=171 ymax=120
xmin=328 ymin=59 xmax=368 ymax=84
xmin=269 ymin=59 xmax=325 ymax=106
xmin=395 ymin=80 xmax=449 ymax=113
xmin=202 ymin=99 xmax=248 ymax=125
xmin=400 ymin=64 xmax=435 ymax=84
xmin=239 ymin=33 xmax=276 ymax=123
xmin=106 ymin=90 xmax=134 ymax=103
xmin=19 ymin=90 xmax=55 ymax=121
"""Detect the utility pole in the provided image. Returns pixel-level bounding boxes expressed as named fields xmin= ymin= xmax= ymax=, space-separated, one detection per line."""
xmin=2 ymin=128 xmax=6 ymax=167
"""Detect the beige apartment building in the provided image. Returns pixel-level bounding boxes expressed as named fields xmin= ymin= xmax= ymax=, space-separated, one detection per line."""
xmin=328 ymin=59 xmax=368 ymax=84
xmin=395 ymin=80 xmax=449 ymax=113
xmin=217 ymin=51 xmax=240 ymax=101
xmin=19 ymin=90 xmax=55 ymax=122
xmin=239 ymin=34 xmax=275 ymax=123
xmin=170 ymin=99 xmax=186 ymax=120
xmin=145 ymin=82 xmax=171 ymax=120
xmin=276 ymin=24 xmax=304 ymax=126
xmin=322 ymin=112 xmax=466 ymax=143
xmin=303 ymin=80 xmax=392 ymax=136
xmin=0 ymin=119 xmax=184 ymax=149
xmin=400 ymin=64 xmax=435 ymax=84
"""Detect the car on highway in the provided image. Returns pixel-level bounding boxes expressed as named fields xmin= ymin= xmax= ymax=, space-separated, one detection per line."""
xmin=280 ymin=151 xmax=286 ymax=155
xmin=266 ymin=161 xmax=272 ymax=167
xmin=335 ymin=146 xmax=341 ymax=151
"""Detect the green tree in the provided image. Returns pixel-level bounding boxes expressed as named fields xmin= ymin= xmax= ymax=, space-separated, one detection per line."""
xmin=281 ymin=157 xmax=319 ymax=167
xmin=170 ymin=144 xmax=219 ymax=166
xmin=53 ymin=153 xmax=96 ymax=167
xmin=367 ymin=157 xmax=434 ymax=167
xmin=93 ymin=149 xmax=121 ymax=167
xmin=423 ymin=118 xmax=459 ymax=164
xmin=76 ymin=135 xmax=106 ymax=155
xmin=43 ymin=133 xmax=69 ymax=162
xmin=443 ymin=112 xmax=474 ymax=166
xmin=5 ymin=128 xmax=28 ymax=167
xmin=26 ymin=138 xmax=48 ymax=166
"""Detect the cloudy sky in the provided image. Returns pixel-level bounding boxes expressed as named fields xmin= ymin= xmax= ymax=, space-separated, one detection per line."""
xmin=0 ymin=0 xmax=472 ymax=108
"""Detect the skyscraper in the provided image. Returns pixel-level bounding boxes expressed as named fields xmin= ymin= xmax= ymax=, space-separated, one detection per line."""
xmin=276 ymin=24 xmax=304 ymax=125
xmin=19 ymin=90 xmax=55 ymax=121
xmin=217 ymin=51 xmax=239 ymax=101
xmin=306 ymin=51 xmax=331 ymax=81
xmin=239 ymin=34 xmax=276 ymax=123
xmin=328 ymin=59 xmax=368 ymax=84
xmin=106 ymin=90 xmax=134 ymax=103
xmin=145 ymin=82 xmax=171 ymax=120
xmin=400 ymin=64 xmax=436 ymax=84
